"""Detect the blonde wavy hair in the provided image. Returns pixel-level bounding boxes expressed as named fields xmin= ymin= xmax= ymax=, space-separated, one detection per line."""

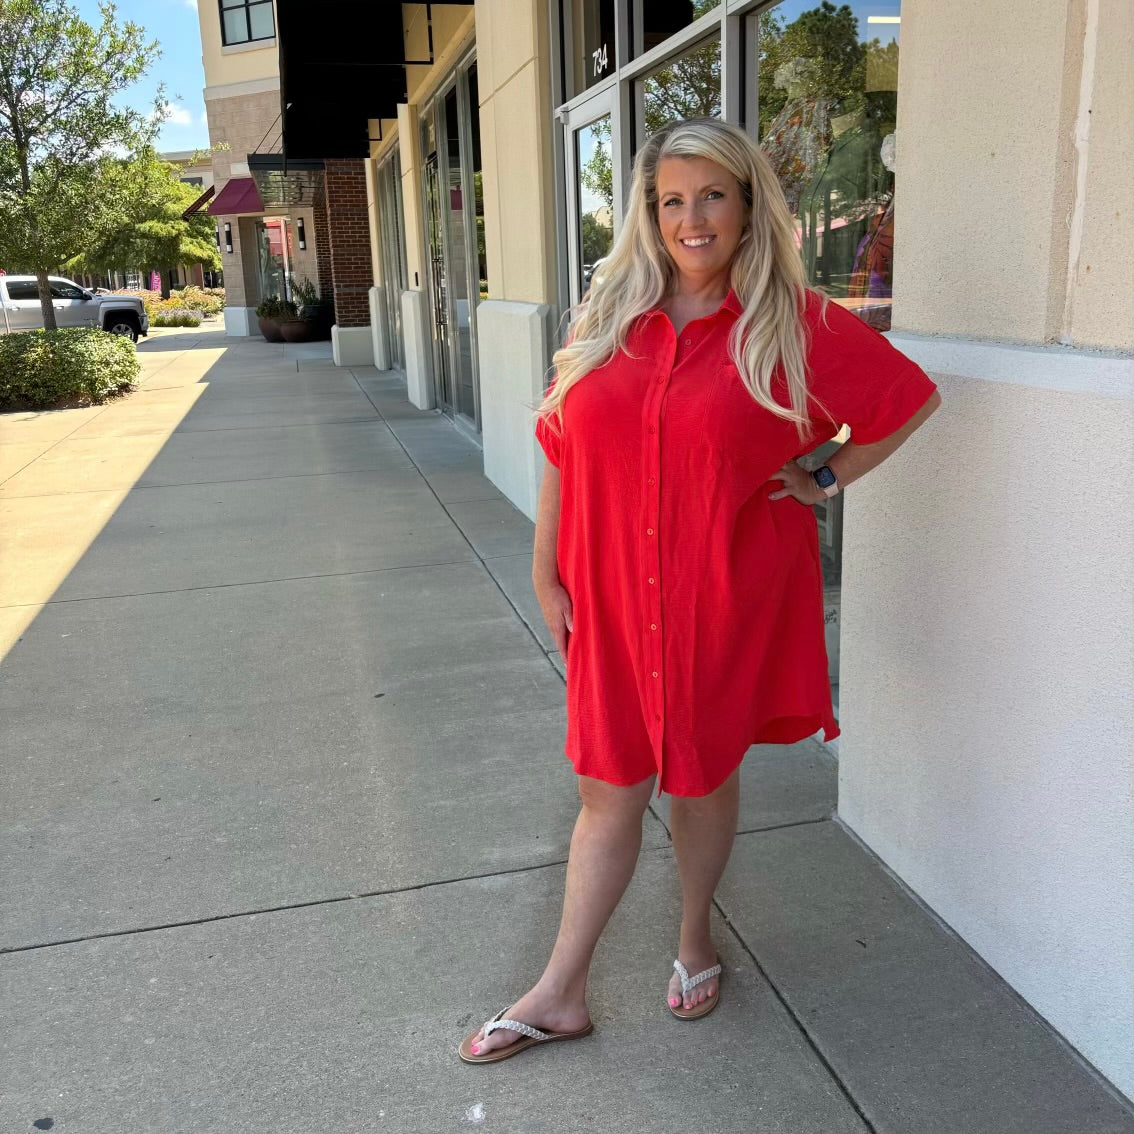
xmin=536 ymin=117 xmax=828 ymax=448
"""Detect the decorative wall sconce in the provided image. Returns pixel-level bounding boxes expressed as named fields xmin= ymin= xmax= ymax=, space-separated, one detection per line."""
xmin=297 ymin=216 xmax=306 ymax=250
xmin=215 ymin=225 xmax=220 ymax=249
xmin=223 ymin=221 xmax=233 ymax=254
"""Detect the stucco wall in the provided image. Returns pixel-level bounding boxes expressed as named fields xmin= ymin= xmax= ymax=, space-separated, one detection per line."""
xmin=838 ymin=350 xmax=1134 ymax=1097
xmin=894 ymin=0 xmax=1133 ymax=349
xmin=841 ymin=0 xmax=1134 ymax=1100
xmin=474 ymin=0 xmax=558 ymax=306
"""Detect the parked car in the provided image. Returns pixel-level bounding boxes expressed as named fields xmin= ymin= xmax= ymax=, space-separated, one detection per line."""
xmin=0 ymin=276 xmax=148 ymax=342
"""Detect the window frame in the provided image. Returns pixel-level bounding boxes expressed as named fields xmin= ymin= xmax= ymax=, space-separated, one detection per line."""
xmin=218 ymin=0 xmax=275 ymax=47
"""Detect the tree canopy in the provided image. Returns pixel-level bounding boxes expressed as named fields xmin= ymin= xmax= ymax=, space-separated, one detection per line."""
xmin=68 ymin=150 xmax=221 ymax=293
xmin=0 ymin=0 xmax=161 ymax=328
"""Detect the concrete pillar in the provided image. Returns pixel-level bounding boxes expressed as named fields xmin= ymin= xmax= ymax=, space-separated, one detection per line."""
xmin=472 ymin=0 xmax=559 ymax=509
xmin=839 ymin=0 xmax=1134 ymax=1100
xmin=323 ymin=158 xmax=375 ymax=365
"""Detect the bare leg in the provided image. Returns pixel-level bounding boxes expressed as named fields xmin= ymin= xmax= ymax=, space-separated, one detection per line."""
xmin=666 ymin=768 xmax=740 ymax=1010
xmin=470 ymin=772 xmax=656 ymax=1055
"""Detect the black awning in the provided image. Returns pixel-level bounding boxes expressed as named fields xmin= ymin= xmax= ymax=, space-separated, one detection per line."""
xmin=276 ymin=0 xmax=406 ymax=161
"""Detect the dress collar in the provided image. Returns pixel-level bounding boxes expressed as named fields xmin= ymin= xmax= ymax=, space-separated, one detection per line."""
xmin=646 ymin=287 xmax=744 ymax=323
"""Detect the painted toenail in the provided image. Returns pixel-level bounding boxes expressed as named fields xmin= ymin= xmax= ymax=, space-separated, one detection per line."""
xmin=471 ymin=1045 xmax=479 ymax=1054
xmin=670 ymin=997 xmax=679 ymax=1006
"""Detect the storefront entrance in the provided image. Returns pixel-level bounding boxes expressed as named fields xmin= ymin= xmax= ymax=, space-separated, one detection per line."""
xmin=420 ymin=56 xmax=487 ymax=434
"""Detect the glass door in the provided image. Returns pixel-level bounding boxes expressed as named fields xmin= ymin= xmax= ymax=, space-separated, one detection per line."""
xmin=562 ymin=89 xmax=623 ymax=309
xmin=421 ymin=63 xmax=485 ymax=431
xmin=423 ymin=142 xmax=454 ymax=412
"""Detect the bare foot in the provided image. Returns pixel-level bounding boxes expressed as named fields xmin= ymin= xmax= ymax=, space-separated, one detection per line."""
xmin=467 ymin=984 xmax=591 ymax=1057
xmin=667 ymin=941 xmax=719 ymax=1011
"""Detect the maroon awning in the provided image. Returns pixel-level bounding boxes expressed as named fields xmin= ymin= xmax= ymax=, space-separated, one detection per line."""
xmin=181 ymin=184 xmax=215 ymax=219
xmin=206 ymin=177 xmax=264 ymax=217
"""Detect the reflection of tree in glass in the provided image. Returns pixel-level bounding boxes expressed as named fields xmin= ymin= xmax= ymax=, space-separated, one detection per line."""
xmin=642 ymin=39 xmax=721 ymax=134
xmin=581 ymin=211 xmax=611 ymax=267
xmin=758 ymin=2 xmax=891 ymax=138
xmin=580 ymin=121 xmax=614 ymax=216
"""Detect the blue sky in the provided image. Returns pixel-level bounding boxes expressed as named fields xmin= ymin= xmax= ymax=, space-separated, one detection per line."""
xmin=74 ymin=0 xmax=212 ymax=154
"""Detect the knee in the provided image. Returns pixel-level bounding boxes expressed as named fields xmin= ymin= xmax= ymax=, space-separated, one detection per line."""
xmin=577 ymin=773 xmax=654 ymax=822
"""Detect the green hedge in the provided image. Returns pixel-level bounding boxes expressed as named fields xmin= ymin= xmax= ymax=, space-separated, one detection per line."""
xmin=0 ymin=328 xmax=139 ymax=409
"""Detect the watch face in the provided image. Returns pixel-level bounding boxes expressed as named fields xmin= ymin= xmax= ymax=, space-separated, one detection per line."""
xmin=814 ymin=466 xmax=837 ymax=488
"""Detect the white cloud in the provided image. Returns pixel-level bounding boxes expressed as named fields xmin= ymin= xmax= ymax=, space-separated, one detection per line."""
xmin=163 ymin=102 xmax=193 ymax=127
xmin=184 ymin=0 xmax=198 ymax=10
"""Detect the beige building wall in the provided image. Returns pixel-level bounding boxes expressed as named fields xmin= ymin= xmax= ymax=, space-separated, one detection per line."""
xmin=197 ymin=1 xmax=278 ymax=90
xmin=841 ymin=0 xmax=1134 ymax=1100
xmin=474 ymin=0 xmax=557 ymax=305
xmin=894 ymin=0 xmax=1133 ymax=348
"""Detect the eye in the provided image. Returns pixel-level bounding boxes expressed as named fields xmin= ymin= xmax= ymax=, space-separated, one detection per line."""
xmin=705 ymin=190 xmax=724 ymax=200
xmin=662 ymin=197 xmax=681 ymax=208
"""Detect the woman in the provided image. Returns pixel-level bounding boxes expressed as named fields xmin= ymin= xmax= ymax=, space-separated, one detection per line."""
xmin=459 ymin=118 xmax=941 ymax=1064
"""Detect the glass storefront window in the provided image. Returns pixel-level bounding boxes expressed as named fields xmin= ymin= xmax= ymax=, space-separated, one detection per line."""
xmin=634 ymin=33 xmax=721 ymax=146
xmin=757 ymin=0 xmax=900 ymax=331
xmin=634 ymin=0 xmax=719 ymax=57
xmin=568 ymin=0 xmax=616 ymax=97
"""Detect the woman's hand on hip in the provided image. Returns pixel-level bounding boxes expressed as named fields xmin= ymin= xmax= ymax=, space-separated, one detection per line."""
xmin=767 ymin=459 xmax=824 ymax=506
xmin=535 ymin=578 xmax=574 ymax=656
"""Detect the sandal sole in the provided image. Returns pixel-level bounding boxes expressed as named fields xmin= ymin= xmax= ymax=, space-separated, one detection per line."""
xmin=457 ymin=1022 xmax=594 ymax=1064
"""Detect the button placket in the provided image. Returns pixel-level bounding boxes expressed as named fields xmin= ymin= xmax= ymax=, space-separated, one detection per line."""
xmin=644 ymin=337 xmax=673 ymax=758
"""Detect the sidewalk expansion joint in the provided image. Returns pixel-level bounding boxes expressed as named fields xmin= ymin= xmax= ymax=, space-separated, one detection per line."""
xmin=0 ymin=857 xmax=572 ymax=957
xmin=714 ymin=896 xmax=880 ymax=1134
xmin=0 ymin=557 xmax=481 ymax=609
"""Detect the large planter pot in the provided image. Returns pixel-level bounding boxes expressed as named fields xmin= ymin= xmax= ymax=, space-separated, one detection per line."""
xmin=298 ymin=305 xmax=334 ymax=341
xmin=258 ymin=315 xmax=285 ymax=343
xmin=278 ymin=318 xmax=312 ymax=344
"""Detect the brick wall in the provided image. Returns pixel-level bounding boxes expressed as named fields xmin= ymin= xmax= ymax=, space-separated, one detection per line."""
xmin=323 ymin=159 xmax=373 ymax=328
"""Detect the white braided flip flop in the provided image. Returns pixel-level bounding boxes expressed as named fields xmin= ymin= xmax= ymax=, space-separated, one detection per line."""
xmin=669 ymin=958 xmax=723 ymax=1020
xmin=458 ymin=1006 xmax=594 ymax=1064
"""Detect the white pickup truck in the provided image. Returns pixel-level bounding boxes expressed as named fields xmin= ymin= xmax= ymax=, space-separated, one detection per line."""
xmin=0 ymin=275 xmax=148 ymax=342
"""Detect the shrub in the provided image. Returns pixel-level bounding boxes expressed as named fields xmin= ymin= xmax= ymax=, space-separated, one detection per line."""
xmin=170 ymin=286 xmax=224 ymax=317
xmin=0 ymin=328 xmax=139 ymax=409
xmin=151 ymin=308 xmax=203 ymax=327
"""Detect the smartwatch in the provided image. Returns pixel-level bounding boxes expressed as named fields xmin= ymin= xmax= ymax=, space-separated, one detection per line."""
xmin=811 ymin=465 xmax=839 ymax=498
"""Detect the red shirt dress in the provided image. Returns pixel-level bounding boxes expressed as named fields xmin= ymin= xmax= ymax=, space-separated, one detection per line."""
xmin=535 ymin=288 xmax=937 ymax=797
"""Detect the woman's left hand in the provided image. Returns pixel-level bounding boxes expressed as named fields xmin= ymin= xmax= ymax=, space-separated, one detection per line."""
xmin=767 ymin=459 xmax=823 ymax=506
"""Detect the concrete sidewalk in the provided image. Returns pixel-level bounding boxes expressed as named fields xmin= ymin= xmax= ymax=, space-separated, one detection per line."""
xmin=2 ymin=327 xmax=1131 ymax=1133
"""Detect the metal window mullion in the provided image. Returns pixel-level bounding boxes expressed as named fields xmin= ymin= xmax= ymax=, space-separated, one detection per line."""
xmin=721 ymin=8 xmax=742 ymax=125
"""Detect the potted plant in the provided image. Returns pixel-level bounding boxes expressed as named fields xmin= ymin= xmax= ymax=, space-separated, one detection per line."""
xmin=294 ymin=277 xmax=334 ymax=341
xmin=255 ymin=295 xmax=296 ymax=343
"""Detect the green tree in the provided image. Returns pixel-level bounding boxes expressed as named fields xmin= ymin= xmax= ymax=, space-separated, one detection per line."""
xmin=69 ymin=150 xmax=221 ymax=298
xmin=0 ymin=0 xmax=161 ymax=329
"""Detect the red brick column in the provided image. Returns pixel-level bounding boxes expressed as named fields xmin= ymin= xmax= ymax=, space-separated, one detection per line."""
xmin=313 ymin=189 xmax=333 ymax=300
xmin=323 ymin=159 xmax=372 ymax=328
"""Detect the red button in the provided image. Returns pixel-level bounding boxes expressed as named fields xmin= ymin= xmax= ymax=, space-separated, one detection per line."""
xmin=646 ymin=528 xmax=653 ymax=536
xmin=656 ymin=377 xmax=664 ymax=384
xmin=650 ymin=623 xmax=657 ymax=630
xmin=647 ymin=477 xmax=655 ymax=485
xmin=648 ymin=577 xmax=655 ymax=584
xmin=651 ymin=671 xmax=658 ymax=678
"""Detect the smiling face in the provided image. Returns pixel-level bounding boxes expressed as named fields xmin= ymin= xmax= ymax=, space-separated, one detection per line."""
xmin=655 ymin=155 xmax=749 ymax=291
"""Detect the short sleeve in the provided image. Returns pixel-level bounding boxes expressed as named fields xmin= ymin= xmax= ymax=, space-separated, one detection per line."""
xmin=534 ymin=376 xmax=563 ymax=468
xmin=805 ymin=296 xmax=938 ymax=445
